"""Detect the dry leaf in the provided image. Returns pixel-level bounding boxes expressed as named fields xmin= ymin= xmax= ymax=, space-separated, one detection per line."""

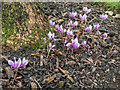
xmin=57 ymin=19 xmax=64 ymax=23
xmin=105 ymin=11 xmax=113 ymax=16
xmin=112 ymin=14 xmax=120 ymax=19
xmin=108 ymin=59 xmax=115 ymax=64
xmin=105 ymin=69 xmax=109 ymax=73
xmin=91 ymin=67 xmax=97 ymax=73
xmin=68 ymin=61 xmax=76 ymax=66
xmin=113 ymin=77 xmax=116 ymax=82
xmin=67 ymin=75 xmax=74 ymax=82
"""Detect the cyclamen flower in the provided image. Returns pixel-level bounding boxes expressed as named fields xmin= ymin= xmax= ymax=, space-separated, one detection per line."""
xmin=85 ymin=25 xmax=92 ymax=32
xmin=83 ymin=7 xmax=91 ymax=14
xmin=49 ymin=20 xmax=55 ymax=26
xmin=49 ymin=43 xmax=55 ymax=52
xmin=66 ymin=38 xmax=80 ymax=49
xmin=96 ymin=31 xmax=101 ymax=35
xmin=69 ymin=21 xmax=78 ymax=27
xmin=67 ymin=28 xmax=73 ymax=37
xmin=61 ymin=28 xmax=66 ymax=34
xmin=94 ymin=24 xmax=99 ymax=30
xmin=20 ymin=57 xmax=28 ymax=67
xmin=64 ymin=38 xmax=67 ymax=43
xmin=82 ymin=41 xmax=86 ymax=47
xmin=48 ymin=32 xmax=55 ymax=40
xmin=79 ymin=14 xmax=87 ymax=21
xmin=8 ymin=57 xmax=21 ymax=69
xmin=100 ymin=14 xmax=108 ymax=21
xmin=70 ymin=12 xmax=77 ymax=18
xmin=56 ymin=25 xmax=62 ymax=31
xmin=42 ymin=38 xmax=47 ymax=43
xmin=103 ymin=33 xmax=107 ymax=38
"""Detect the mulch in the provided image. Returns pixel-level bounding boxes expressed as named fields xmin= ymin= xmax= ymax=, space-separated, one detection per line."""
xmin=1 ymin=2 xmax=120 ymax=89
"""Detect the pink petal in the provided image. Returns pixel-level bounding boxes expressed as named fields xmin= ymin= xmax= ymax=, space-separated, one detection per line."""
xmin=66 ymin=43 xmax=72 ymax=47
xmin=8 ymin=60 xmax=14 ymax=67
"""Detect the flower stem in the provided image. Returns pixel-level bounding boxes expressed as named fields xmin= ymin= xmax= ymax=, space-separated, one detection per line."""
xmin=12 ymin=69 xmax=18 ymax=85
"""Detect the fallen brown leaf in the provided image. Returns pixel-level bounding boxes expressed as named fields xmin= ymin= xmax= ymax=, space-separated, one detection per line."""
xmin=68 ymin=61 xmax=76 ymax=66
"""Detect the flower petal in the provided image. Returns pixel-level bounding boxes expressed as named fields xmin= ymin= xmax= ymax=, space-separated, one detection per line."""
xmin=66 ymin=43 xmax=72 ymax=47
xmin=8 ymin=60 xmax=14 ymax=67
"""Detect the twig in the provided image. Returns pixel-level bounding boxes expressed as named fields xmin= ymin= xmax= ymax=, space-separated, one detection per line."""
xmin=34 ymin=77 xmax=42 ymax=89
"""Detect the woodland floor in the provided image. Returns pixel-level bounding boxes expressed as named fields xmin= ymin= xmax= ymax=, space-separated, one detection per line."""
xmin=1 ymin=2 xmax=120 ymax=89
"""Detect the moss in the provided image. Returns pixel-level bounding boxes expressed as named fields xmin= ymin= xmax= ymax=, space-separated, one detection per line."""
xmin=2 ymin=2 xmax=51 ymax=50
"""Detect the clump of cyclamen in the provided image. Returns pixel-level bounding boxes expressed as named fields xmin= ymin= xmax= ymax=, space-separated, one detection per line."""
xmin=8 ymin=57 xmax=28 ymax=69
xmin=46 ymin=6 xmax=108 ymax=56
xmin=66 ymin=38 xmax=80 ymax=49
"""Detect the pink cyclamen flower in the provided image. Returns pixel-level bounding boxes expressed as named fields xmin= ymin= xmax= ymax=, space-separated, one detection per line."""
xmin=20 ymin=57 xmax=28 ymax=67
xmin=69 ymin=21 xmax=78 ymax=27
xmin=49 ymin=43 xmax=55 ymax=52
xmin=70 ymin=12 xmax=77 ymax=18
xmin=83 ymin=7 xmax=91 ymax=14
xmin=8 ymin=57 xmax=21 ymax=69
xmin=43 ymin=38 xmax=47 ymax=43
xmin=96 ymin=31 xmax=101 ymax=35
xmin=67 ymin=28 xmax=73 ymax=37
xmin=85 ymin=25 xmax=92 ymax=32
xmin=49 ymin=20 xmax=55 ymax=26
xmin=56 ymin=25 xmax=62 ymax=31
xmin=79 ymin=14 xmax=87 ymax=21
xmin=94 ymin=24 xmax=99 ymax=30
xmin=48 ymin=32 xmax=55 ymax=40
xmin=66 ymin=38 xmax=80 ymax=49
xmin=65 ymin=38 xmax=67 ymax=43
xmin=82 ymin=41 xmax=86 ymax=47
xmin=100 ymin=14 xmax=108 ymax=21
xmin=103 ymin=33 xmax=107 ymax=38
xmin=61 ymin=28 xmax=66 ymax=34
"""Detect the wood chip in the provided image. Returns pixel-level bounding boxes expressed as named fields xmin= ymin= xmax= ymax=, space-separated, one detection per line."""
xmin=40 ymin=54 xmax=44 ymax=66
xmin=67 ymin=75 xmax=74 ymax=83
xmin=91 ymin=67 xmax=97 ymax=73
xmin=16 ymin=76 xmax=22 ymax=80
xmin=56 ymin=57 xmax=59 ymax=68
xmin=16 ymin=81 xmax=22 ymax=88
xmin=31 ymin=82 xmax=37 ymax=89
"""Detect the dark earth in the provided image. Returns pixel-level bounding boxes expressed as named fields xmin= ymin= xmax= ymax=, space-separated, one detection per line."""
xmin=1 ymin=2 xmax=120 ymax=89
